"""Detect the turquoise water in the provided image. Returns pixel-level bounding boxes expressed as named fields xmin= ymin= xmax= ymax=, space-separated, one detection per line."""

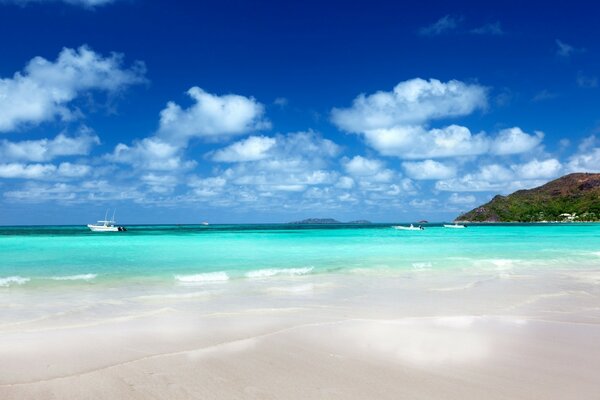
xmin=1 ymin=223 xmax=600 ymax=287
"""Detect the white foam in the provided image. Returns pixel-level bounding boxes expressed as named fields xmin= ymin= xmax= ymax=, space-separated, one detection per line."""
xmin=175 ymin=272 xmax=230 ymax=284
xmin=51 ymin=274 xmax=97 ymax=281
xmin=486 ymin=259 xmax=520 ymax=270
xmin=245 ymin=267 xmax=314 ymax=279
xmin=0 ymin=276 xmax=30 ymax=287
xmin=412 ymin=262 xmax=432 ymax=269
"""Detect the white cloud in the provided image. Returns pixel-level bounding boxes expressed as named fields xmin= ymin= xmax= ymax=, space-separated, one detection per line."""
xmin=419 ymin=15 xmax=462 ymax=36
xmin=512 ymin=158 xmax=562 ymax=179
xmin=212 ymin=135 xmax=276 ymax=162
xmin=343 ymin=156 xmax=394 ymax=182
xmin=343 ymin=156 xmax=384 ymax=176
xmin=0 ymin=129 xmax=99 ymax=162
xmin=332 ymin=79 xmax=544 ymax=160
xmin=106 ymin=137 xmax=193 ymax=171
xmin=331 ymin=78 xmax=487 ymax=133
xmin=0 ymin=162 xmax=90 ymax=179
xmin=4 ymin=180 xmax=144 ymax=204
xmin=364 ymin=125 xmax=489 ymax=159
xmin=490 ymin=127 xmax=544 ymax=155
xmin=435 ymin=159 xmax=562 ymax=192
xmin=157 ymin=87 xmax=270 ymax=145
xmin=335 ymin=176 xmax=355 ymax=189
xmin=567 ymin=143 xmax=600 ymax=172
xmin=448 ymin=193 xmax=476 ymax=205
xmin=188 ymin=131 xmax=340 ymax=199
xmin=141 ymin=173 xmax=178 ymax=194
xmin=403 ymin=159 xmax=456 ymax=180
xmin=0 ymin=45 xmax=145 ymax=132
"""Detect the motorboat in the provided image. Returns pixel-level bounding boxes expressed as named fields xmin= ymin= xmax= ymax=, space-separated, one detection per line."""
xmin=443 ymin=223 xmax=466 ymax=229
xmin=87 ymin=210 xmax=126 ymax=232
xmin=393 ymin=224 xmax=424 ymax=231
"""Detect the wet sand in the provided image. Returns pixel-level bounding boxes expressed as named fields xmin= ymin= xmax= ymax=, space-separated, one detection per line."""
xmin=1 ymin=268 xmax=600 ymax=399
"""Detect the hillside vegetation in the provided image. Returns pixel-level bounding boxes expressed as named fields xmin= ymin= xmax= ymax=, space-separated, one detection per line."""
xmin=456 ymin=173 xmax=600 ymax=222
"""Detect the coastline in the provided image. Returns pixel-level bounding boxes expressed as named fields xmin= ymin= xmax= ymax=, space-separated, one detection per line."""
xmin=1 ymin=268 xmax=600 ymax=399
xmin=1 ymin=224 xmax=600 ymax=399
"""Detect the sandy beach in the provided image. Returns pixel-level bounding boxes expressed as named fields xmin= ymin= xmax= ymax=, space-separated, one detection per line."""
xmin=2 ymin=267 xmax=599 ymax=399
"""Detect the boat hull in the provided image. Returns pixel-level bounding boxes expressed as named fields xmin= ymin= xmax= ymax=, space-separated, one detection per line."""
xmin=443 ymin=224 xmax=466 ymax=229
xmin=87 ymin=224 xmax=122 ymax=232
xmin=393 ymin=226 xmax=424 ymax=231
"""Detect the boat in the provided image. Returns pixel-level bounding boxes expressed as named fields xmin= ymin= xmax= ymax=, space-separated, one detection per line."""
xmin=393 ymin=224 xmax=424 ymax=231
xmin=443 ymin=223 xmax=466 ymax=229
xmin=201 ymin=221 xmax=209 ymax=226
xmin=87 ymin=210 xmax=126 ymax=232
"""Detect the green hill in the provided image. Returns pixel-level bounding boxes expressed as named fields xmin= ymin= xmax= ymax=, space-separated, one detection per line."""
xmin=456 ymin=173 xmax=600 ymax=222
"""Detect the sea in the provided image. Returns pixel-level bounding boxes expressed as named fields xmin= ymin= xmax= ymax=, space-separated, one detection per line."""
xmin=1 ymin=223 xmax=600 ymax=289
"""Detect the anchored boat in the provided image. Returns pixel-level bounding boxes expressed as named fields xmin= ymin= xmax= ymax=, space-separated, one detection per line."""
xmin=443 ymin=223 xmax=466 ymax=229
xmin=393 ymin=224 xmax=424 ymax=231
xmin=87 ymin=210 xmax=127 ymax=232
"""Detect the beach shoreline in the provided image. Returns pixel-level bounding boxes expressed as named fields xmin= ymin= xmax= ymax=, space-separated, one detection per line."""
xmin=1 ymin=265 xmax=599 ymax=399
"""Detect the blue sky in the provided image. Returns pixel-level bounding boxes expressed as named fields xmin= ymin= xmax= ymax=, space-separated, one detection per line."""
xmin=0 ymin=0 xmax=599 ymax=224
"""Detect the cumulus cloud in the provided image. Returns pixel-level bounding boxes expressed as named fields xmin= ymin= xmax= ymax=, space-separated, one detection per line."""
xmin=566 ymin=138 xmax=600 ymax=172
xmin=332 ymin=78 xmax=543 ymax=159
xmin=343 ymin=156 xmax=394 ymax=182
xmin=331 ymin=78 xmax=487 ymax=133
xmin=0 ymin=45 xmax=145 ymax=132
xmin=106 ymin=137 xmax=193 ymax=171
xmin=0 ymin=128 xmax=99 ymax=162
xmin=490 ymin=128 xmax=544 ymax=155
xmin=363 ymin=125 xmax=489 ymax=159
xmin=512 ymin=158 xmax=562 ymax=179
xmin=402 ymin=159 xmax=456 ymax=180
xmin=4 ymin=180 xmax=144 ymax=204
xmin=436 ymin=159 xmax=562 ymax=192
xmin=157 ymin=87 xmax=270 ymax=145
xmin=419 ymin=15 xmax=462 ymax=36
xmin=212 ymin=135 xmax=276 ymax=162
xmin=0 ymin=162 xmax=90 ymax=179
xmin=448 ymin=193 xmax=476 ymax=205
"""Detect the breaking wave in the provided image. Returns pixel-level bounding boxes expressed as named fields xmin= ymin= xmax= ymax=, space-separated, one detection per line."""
xmin=0 ymin=276 xmax=30 ymax=287
xmin=245 ymin=267 xmax=314 ymax=278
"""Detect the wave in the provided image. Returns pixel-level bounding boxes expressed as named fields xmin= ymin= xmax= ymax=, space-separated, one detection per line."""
xmin=51 ymin=274 xmax=97 ymax=281
xmin=175 ymin=271 xmax=230 ymax=283
xmin=245 ymin=267 xmax=314 ymax=279
xmin=0 ymin=276 xmax=30 ymax=287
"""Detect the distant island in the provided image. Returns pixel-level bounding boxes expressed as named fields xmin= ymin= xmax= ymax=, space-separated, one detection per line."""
xmin=456 ymin=173 xmax=600 ymax=222
xmin=288 ymin=218 xmax=372 ymax=224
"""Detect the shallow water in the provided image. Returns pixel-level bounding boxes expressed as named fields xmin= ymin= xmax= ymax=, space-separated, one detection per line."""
xmin=1 ymin=223 xmax=600 ymax=288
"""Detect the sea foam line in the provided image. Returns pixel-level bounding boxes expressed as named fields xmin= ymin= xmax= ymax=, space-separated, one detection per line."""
xmin=51 ymin=274 xmax=97 ymax=281
xmin=175 ymin=271 xmax=230 ymax=283
xmin=0 ymin=276 xmax=30 ymax=287
xmin=245 ymin=267 xmax=314 ymax=279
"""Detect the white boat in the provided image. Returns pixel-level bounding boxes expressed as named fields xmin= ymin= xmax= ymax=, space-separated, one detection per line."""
xmin=393 ymin=224 xmax=424 ymax=231
xmin=443 ymin=223 xmax=466 ymax=229
xmin=87 ymin=210 xmax=126 ymax=232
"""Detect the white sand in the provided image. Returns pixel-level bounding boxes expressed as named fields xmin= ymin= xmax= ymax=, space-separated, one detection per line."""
xmin=1 ymin=268 xmax=599 ymax=399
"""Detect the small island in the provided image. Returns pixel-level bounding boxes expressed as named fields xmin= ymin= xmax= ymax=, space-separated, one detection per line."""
xmin=456 ymin=173 xmax=600 ymax=222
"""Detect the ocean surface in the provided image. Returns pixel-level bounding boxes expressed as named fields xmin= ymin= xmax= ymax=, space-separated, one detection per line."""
xmin=2 ymin=223 xmax=600 ymax=289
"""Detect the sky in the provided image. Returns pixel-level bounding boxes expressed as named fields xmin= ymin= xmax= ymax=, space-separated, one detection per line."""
xmin=0 ymin=0 xmax=599 ymax=224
